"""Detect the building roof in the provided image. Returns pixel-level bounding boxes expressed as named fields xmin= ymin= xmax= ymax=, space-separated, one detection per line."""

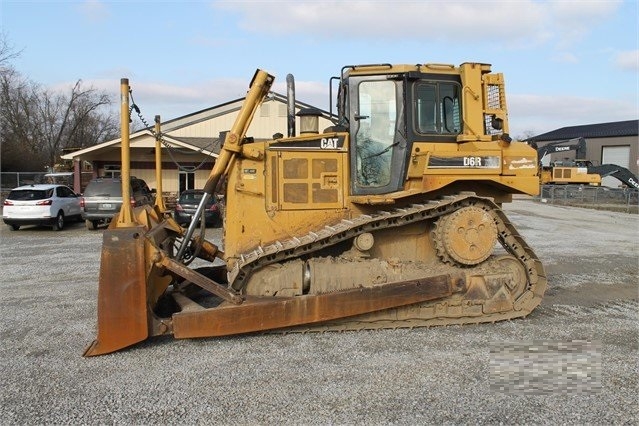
xmin=60 ymin=130 xmax=214 ymax=160
xmin=157 ymin=92 xmax=332 ymax=134
xmin=527 ymin=120 xmax=638 ymax=142
xmin=170 ymin=136 xmax=219 ymax=151
xmin=61 ymin=92 xmax=331 ymax=161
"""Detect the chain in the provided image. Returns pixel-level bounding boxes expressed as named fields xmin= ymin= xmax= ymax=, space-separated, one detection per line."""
xmin=128 ymin=88 xmax=215 ymax=172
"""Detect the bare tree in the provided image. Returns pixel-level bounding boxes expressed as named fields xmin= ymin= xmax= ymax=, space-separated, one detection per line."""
xmin=0 ymin=70 xmax=47 ymax=171
xmin=1 ymin=32 xmax=117 ymax=172
xmin=36 ymin=80 xmax=113 ymax=168
xmin=0 ymin=32 xmax=22 ymax=74
xmin=67 ymin=108 xmax=119 ymax=149
xmin=514 ymin=130 xmax=538 ymax=142
xmin=0 ymin=34 xmax=36 ymax=171
xmin=2 ymin=77 xmax=116 ymax=171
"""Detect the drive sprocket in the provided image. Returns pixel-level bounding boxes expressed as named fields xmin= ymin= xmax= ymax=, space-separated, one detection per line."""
xmin=434 ymin=205 xmax=498 ymax=266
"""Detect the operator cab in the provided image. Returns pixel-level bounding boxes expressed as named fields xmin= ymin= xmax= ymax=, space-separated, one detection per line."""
xmin=338 ymin=65 xmax=464 ymax=196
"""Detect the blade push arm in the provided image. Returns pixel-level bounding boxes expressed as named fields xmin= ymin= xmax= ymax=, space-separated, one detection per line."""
xmin=177 ymin=69 xmax=275 ymax=261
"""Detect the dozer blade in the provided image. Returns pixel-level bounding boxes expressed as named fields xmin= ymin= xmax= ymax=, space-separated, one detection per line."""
xmin=172 ymin=274 xmax=454 ymax=338
xmin=83 ymin=227 xmax=149 ymax=357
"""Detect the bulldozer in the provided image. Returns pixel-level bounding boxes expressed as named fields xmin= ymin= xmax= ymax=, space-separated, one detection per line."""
xmin=84 ymin=63 xmax=547 ymax=356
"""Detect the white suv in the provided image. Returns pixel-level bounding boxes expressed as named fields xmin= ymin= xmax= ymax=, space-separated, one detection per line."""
xmin=2 ymin=184 xmax=82 ymax=231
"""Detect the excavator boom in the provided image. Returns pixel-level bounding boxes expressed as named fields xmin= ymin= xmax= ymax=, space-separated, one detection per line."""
xmin=588 ymin=164 xmax=639 ymax=189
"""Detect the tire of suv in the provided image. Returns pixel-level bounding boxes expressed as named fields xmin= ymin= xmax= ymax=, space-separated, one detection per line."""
xmin=9 ymin=224 xmax=20 ymax=231
xmin=52 ymin=211 xmax=65 ymax=231
xmin=85 ymin=219 xmax=98 ymax=230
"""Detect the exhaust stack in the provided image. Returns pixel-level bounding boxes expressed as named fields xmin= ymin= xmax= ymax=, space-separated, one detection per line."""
xmin=286 ymin=73 xmax=295 ymax=137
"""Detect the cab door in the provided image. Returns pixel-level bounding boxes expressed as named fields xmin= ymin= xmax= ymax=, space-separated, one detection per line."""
xmin=348 ymin=75 xmax=408 ymax=196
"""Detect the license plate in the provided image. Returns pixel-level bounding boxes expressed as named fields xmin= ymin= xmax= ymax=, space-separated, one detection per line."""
xmin=99 ymin=203 xmax=113 ymax=210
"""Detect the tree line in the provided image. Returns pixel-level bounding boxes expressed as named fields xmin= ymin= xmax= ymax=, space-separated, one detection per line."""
xmin=0 ymin=34 xmax=119 ymax=172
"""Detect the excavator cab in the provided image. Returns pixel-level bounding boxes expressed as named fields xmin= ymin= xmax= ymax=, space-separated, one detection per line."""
xmin=85 ymin=65 xmax=547 ymax=356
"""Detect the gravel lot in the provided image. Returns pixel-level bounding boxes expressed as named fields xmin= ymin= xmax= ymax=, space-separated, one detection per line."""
xmin=0 ymin=200 xmax=637 ymax=425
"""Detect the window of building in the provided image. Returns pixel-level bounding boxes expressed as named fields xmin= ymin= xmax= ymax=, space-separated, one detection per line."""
xmin=179 ymin=171 xmax=195 ymax=194
xmin=103 ymin=165 xmax=121 ymax=178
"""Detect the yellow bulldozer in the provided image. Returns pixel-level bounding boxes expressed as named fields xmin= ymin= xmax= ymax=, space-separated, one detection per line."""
xmin=84 ymin=63 xmax=546 ymax=356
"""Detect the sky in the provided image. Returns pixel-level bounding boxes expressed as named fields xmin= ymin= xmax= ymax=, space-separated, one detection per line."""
xmin=1 ymin=0 xmax=638 ymax=139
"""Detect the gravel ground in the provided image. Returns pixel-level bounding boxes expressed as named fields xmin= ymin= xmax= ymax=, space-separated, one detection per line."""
xmin=0 ymin=200 xmax=637 ymax=425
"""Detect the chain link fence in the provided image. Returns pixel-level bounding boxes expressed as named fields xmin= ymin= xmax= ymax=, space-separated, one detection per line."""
xmin=537 ymin=185 xmax=638 ymax=214
xmin=1 ymin=172 xmax=49 ymax=206
xmin=1 ymin=172 xmax=48 ymax=191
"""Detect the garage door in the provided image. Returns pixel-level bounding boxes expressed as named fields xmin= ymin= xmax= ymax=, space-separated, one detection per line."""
xmin=601 ymin=146 xmax=630 ymax=187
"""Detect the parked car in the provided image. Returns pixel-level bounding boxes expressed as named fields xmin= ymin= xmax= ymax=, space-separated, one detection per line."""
xmin=81 ymin=177 xmax=154 ymax=230
xmin=173 ymin=189 xmax=222 ymax=227
xmin=2 ymin=184 xmax=82 ymax=231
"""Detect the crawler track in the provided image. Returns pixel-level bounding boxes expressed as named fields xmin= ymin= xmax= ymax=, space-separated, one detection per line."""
xmin=228 ymin=193 xmax=547 ymax=330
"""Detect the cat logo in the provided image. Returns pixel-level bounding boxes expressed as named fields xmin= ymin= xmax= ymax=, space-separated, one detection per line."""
xmin=320 ymin=138 xmax=339 ymax=149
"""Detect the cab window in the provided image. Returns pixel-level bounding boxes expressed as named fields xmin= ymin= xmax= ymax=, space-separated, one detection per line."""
xmin=415 ymin=82 xmax=461 ymax=135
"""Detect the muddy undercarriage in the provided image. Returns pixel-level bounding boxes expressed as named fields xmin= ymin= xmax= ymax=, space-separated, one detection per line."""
xmin=160 ymin=194 xmax=546 ymax=337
